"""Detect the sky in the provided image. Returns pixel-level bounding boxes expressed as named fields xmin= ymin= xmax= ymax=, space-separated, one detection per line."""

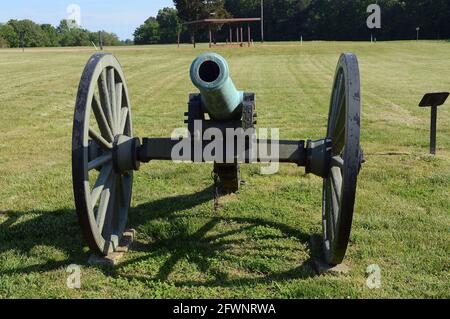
xmin=0 ymin=0 xmax=174 ymax=40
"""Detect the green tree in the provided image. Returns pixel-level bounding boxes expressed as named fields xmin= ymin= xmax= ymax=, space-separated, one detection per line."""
xmin=157 ymin=7 xmax=181 ymax=44
xmin=0 ymin=18 xmax=126 ymax=48
xmin=7 ymin=19 xmax=49 ymax=47
xmin=56 ymin=20 xmax=89 ymax=46
xmin=223 ymin=0 xmax=450 ymax=41
xmin=59 ymin=28 xmax=91 ymax=46
xmin=97 ymin=31 xmax=121 ymax=46
xmin=173 ymin=0 xmax=203 ymax=22
xmin=174 ymin=0 xmax=230 ymax=42
xmin=224 ymin=0 xmax=312 ymax=41
xmin=174 ymin=0 xmax=230 ymax=21
xmin=41 ymin=24 xmax=59 ymax=46
xmin=0 ymin=35 xmax=6 ymax=48
xmin=0 ymin=23 xmax=18 ymax=47
xmin=133 ymin=17 xmax=160 ymax=44
xmin=56 ymin=19 xmax=72 ymax=34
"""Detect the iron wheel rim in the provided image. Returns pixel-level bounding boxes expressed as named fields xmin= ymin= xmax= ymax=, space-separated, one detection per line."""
xmin=72 ymin=53 xmax=133 ymax=255
xmin=322 ymin=53 xmax=361 ymax=265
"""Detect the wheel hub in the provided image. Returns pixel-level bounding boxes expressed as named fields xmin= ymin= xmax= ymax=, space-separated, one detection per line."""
xmin=112 ymin=135 xmax=141 ymax=173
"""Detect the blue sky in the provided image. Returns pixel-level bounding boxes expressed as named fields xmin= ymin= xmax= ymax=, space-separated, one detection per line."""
xmin=0 ymin=0 xmax=174 ymax=40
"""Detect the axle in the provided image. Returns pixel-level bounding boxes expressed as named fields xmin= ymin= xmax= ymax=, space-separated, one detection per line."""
xmin=116 ymin=137 xmax=333 ymax=179
xmin=138 ymin=138 xmax=307 ymax=164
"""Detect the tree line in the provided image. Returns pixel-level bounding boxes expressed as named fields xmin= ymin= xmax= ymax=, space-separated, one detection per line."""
xmin=1 ymin=1 xmax=448 ymax=48
xmin=0 ymin=19 xmax=123 ymax=48
xmin=135 ymin=0 xmax=450 ymax=44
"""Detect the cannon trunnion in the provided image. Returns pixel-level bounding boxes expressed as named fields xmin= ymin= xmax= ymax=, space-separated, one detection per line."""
xmin=72 ymin=52 xmax=363 ymax=265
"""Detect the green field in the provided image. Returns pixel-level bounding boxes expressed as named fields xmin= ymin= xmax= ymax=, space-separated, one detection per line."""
xmin=0 ymin=41 xmax=449 ymax=298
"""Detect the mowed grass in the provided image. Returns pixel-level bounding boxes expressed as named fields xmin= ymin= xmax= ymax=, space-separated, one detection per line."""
xmin=0 ymin=41 xmax=449 ymax=298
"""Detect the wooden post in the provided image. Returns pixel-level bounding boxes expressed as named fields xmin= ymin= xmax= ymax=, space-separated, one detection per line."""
xmin=209 ymin=25 xmax=212 ymax=48
xmin=248 ymin=24 xmax=251 ymax=47
xmin=177 ymin=30 xmax=180 ymax=48
xmin=236 ymin=27 xmax=239 ymax=44
xmin=229 ymin=26 xmax=233 ymax=44
xmin=240 ymin=27 xmax=243 ymax=45
xmin=261 ymin=0 xmax=264 ymax=43
xmin=98 ymin=31 xmax=103 ymax=50
xmin=20 ymin=32 xmax=24 ymax=52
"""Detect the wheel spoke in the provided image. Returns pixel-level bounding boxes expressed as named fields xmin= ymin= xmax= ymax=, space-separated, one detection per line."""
xmin=98 ymin=69 xmax=115 ymax=134
xmin=332 ymin=83 xmax=346 ymax=135
xmin=91 ymin=164 xmax=113 ymax=207
xmin=119 ymin=107 xmax=129 ymax=135
xmin=330 ymin=166 xmax=342 ymax=208
xmin=99 ymin=173 xmax=117 ymax=235
xmin=331 ymin=73 xmax=343 ymax=113
xmin=327 ymin=180 xmax=336 ymax=240
xmin=96 ymin=192 xmax=110 ymax=234
xmin=115 ymin=82 xmax=123 ymax=128
xmin=114 ymin=176 xmax=122 ymax=228
xmin=117 ymin=174 xmax=124 ymax=208
xmin=118 ymin=174 xmax=132 ymax=232
xmin=108 ymin=68 xmax=117 ymax=134
xmin=332 ymin=125 xmax=345 ymax=152
xmin=89 ymin=127 xmax=112 ymax=150
xmin=331 ymin=155 xmax=344 ymax=170
xmin=109 ymin=177 xmax=120 ymax=241
xmin=329 ymin=71 xmax=343 ymax=134
xmin=329 ymin=203 xmax=336 ymax=239
xmin=118 ymin=174 xmax=131 ymax=206
xmin=322 ymin=218 xmax=328 ymax=241
xmin=88 ymin=153 xmax=112 ymax=171
xmin=92 ymin=95 xmax=114 ymax=142
xmin=96 ymin=173 xmax=115 ymax=234
xmin=323 ymin=181 xmax=330 ymax=241
xmin=332 ymin=75 xmax=347 ymax=153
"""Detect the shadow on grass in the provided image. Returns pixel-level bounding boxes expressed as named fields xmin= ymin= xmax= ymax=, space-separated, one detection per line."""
xmin=0 ymin=208 xmax=87 ymax=274
xmin=0 ymin=186 xmax=320 ymax=287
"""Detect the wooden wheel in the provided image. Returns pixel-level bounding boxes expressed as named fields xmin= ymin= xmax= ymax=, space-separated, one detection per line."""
xmin=72 ymin=53 xmax=134 ymax=255
xmin=322 ymin=53 xmax=362 ymax=265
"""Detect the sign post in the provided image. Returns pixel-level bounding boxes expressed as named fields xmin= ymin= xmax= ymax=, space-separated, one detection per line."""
xmin=419 ymin=92 xmax=449 ymax=154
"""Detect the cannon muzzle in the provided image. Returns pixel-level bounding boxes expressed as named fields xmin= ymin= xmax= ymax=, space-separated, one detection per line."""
xmin=190 ymin=53 xmax=243 ymax=120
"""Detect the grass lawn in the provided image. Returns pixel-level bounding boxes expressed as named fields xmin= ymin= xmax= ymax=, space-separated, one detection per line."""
xmin=0 ymin=41 xmax=449 ymax=298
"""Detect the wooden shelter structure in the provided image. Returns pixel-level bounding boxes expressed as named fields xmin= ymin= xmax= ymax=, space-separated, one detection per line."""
xmin=179 ymin=18 xmax=262 ymax=48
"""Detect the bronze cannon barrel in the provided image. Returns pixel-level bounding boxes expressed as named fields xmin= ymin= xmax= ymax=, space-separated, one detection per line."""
xmin=190 ymin=53 xmax=244 ymax=121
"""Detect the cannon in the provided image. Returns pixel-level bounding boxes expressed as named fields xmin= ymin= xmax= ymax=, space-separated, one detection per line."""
xmin=190 ymin=53 xmax=244 ymax=121
xmin=72 ymin=52 xmax=363 ymax=265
